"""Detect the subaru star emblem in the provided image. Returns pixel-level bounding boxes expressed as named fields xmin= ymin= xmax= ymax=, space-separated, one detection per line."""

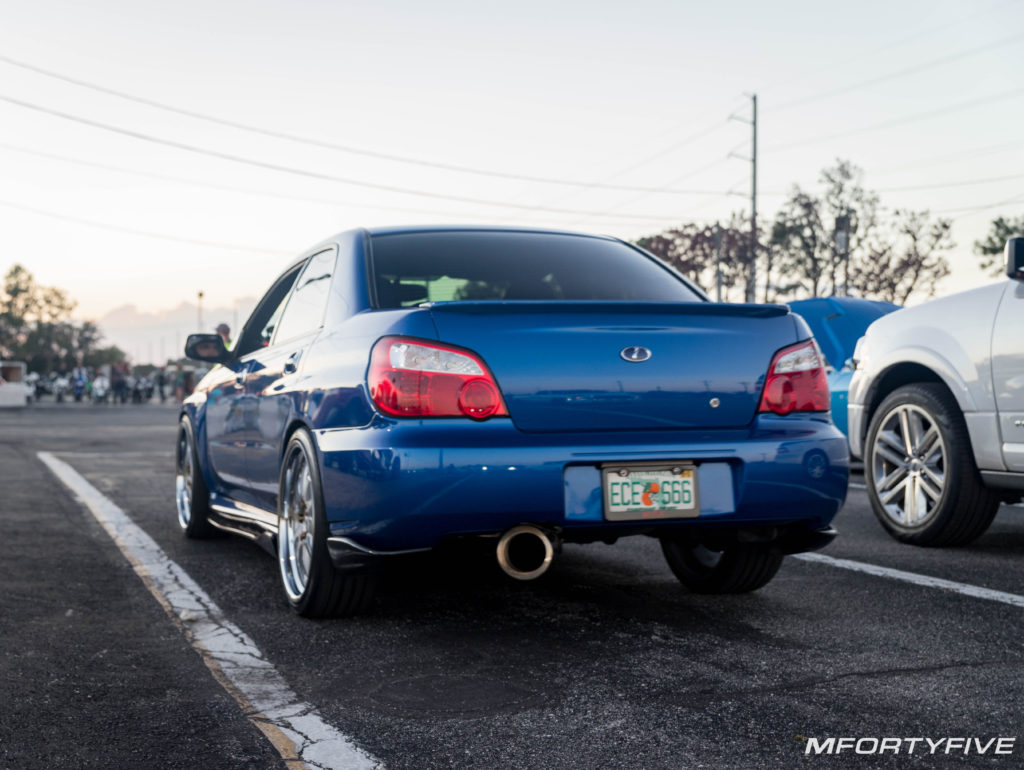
xmin=620 ymin=346 xmax=652 ymax=363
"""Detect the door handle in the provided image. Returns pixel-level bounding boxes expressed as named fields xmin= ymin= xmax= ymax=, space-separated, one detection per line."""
xmin=283 ymin=352 xmax=300 ymax=374
xmin=234 ymin=373 xmax=246 ymax=386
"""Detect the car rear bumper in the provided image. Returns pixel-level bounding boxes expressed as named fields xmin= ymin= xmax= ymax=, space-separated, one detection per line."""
xmin=313 ymin=413 xmax=849 ymax=552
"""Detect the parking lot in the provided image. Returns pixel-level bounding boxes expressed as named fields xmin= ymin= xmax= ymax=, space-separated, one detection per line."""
xmin=2 ymin=401 xmax=1023 ymax=769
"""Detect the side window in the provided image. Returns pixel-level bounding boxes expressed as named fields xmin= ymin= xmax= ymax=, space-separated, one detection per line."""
xmin=258 ymin=293 xmax=291 ymax=347
xmin=233 ymin=265 xmax=302 ymax=357
xmin=273 ymin=249 xmax=336 ymax=343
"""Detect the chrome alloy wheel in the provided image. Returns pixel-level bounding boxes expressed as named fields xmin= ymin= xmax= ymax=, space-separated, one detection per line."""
xmin=279 ymin=447 xmax=316 ymax=601
xmin=175 ymin=428 xmax=194 ymax=529
xmin=871 ymin=403 xmax=947 ymax=527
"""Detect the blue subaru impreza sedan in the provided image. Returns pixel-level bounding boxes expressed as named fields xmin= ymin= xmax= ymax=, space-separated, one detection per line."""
xmin=177 ymin=226 xmax=848 ymax=617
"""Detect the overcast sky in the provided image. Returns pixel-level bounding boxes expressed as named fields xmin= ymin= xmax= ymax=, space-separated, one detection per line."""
xmin=1 ymin=0 xmax=1022 ymax=328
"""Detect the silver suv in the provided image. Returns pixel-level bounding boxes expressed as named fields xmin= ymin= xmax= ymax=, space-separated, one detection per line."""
xmin=849 ymin=238 xmax=1024 ymax=546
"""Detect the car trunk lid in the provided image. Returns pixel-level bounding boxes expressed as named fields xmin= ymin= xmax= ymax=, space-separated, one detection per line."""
xmin=426 ymin=301 xmax=799 ymax=432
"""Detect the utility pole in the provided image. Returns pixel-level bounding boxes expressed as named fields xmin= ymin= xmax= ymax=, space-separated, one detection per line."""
xmin=750 ymin=94 xmax=757 ymax=304
xmin=197 ymin=290 xmax=204 ymax=331
xmin=714 ymin=222 xmax=723 ymax=302
xmin=835 ymin=213 xmax=851 ymax=296
xmin=729 ymin=93 xmax=758 ymax=302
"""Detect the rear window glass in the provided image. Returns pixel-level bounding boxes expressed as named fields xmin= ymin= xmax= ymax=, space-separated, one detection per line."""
xmin=369 ymin=231 xmax=704 ymax=308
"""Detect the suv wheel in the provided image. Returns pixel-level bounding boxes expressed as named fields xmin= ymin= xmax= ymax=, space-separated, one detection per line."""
xmin=865 ymin=383 xmax=999 ymax=546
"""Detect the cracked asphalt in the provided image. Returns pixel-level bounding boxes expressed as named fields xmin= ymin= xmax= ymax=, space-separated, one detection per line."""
xmin=2 ymin=401 xmax=1024 ymax=769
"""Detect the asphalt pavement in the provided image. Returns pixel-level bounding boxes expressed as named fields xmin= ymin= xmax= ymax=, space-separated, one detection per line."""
xmin=2 ymin=401 xmax=1023 ymax=769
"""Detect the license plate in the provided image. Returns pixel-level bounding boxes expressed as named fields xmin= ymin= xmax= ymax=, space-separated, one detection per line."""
xmin=602 ymin=464 xmax=699 ymax=521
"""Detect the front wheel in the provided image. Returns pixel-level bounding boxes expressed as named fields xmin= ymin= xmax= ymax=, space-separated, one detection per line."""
xmin=865 ymin=383 xmax=999 ymax=546
xmin=278 ymin=430 xmax=375 ymax=618
xmin=660 ymin=538 xmax=783 ymax=593
xmin=175 ymin=417 xmax=217 ymax=538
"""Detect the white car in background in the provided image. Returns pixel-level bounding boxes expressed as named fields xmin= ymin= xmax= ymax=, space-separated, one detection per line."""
xmin=0 ymin=361 xmax=30 ymax=408
xmin=848 ymin=238 xmax=1024 ymax=545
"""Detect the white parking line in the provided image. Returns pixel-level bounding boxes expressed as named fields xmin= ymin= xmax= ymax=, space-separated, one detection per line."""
xmin=848 ymin=482 xmax=867 ymax=490
xmin=38 ymin=452 xmax=381 ymax=770
xmin=795 ymin=552 xmax=1024 ymax=609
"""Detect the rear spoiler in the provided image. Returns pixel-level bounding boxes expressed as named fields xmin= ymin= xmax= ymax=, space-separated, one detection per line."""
xmin=422 ymin=300 xmax=791 ymax=319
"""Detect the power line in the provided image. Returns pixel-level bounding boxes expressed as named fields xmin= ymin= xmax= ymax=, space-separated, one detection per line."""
xmin=0 ymin=93 xmax=687 ymax=221
xmin=763 ymin=86 xmax=1024 ymax=154
xmin=0 ymin=141 xmax=674 ymax=226
xmin=877 ymin=172 xmax=1024 ymax=193
xmin=559 ymin=155 xmax=740 ymax=227
xmin=0 ymin=199 xmax=290 ymax=254
xmin=940 ymin=193 xmax=1024 ymax=218
xmin=872 ymin=142 xmax=1022 ymax=176
xmin=768 ymin=32 xmax=1024 ymax=112
xmin=753 ymin=172 xmax=1024 ymax=198
xmin=587 ymin=121 xmax=727 ymax=183
xmin=763 ymin=0 xmax=1013 ymax=95
xmin=0 ymin=52 xmax=729 ymax=195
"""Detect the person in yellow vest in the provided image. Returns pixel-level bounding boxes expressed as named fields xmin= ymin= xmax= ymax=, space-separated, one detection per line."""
xmin=215 ymin=323 xmax=233 ymax=351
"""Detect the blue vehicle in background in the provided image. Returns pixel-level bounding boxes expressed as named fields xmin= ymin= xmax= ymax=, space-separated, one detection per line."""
xmin=178 ymin=227 xmax=849 ymax=617
xmin=788 ymin=297 xmax=900 ymax=437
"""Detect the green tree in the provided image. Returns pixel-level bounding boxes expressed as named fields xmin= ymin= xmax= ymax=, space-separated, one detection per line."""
xmin=973 ymin=214 xmax=1024 ymax=276
xmin=770 ymin=160 xmax=883 ymax=298
xmin=0 ymin=264 xmax=119 ymax=372
xmin=847 ymin=210 xmax=953 ymax=304
xmin=634 ymin=159 xmax=953 ymax=304
xmin=636 ymin=213 xmax=756 ymax=301
xmin=769 ymin=160 xmax=951 ymax=303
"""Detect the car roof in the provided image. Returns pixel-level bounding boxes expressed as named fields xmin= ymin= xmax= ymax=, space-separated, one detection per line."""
xmin=362 ymin=224 xmax=620 ymax=241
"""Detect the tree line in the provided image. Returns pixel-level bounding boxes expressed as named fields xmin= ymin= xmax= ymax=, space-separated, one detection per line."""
xmin=0 ymin=264 xmax=124 ymax=372
xmin=636 ymin=159 xmax=1013 ymax=305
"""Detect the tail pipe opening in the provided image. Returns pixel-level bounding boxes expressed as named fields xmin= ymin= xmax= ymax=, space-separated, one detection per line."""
xmin=495 ymin=525 xmax=559 ymax=580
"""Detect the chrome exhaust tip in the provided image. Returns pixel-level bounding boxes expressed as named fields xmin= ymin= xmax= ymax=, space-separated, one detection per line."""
xmin=496 ymin=525 xmax=557 ymax=581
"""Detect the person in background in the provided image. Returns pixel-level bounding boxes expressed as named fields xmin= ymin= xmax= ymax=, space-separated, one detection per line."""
xmin=111 ymin=363 xmax=128 ymax=404
xmin=173 ymin=364 xmax=185 ymax=402
xmin=216 ymin=323 xmax=233 ymax=351
xmin=156 ymin=367 xmax=167 ymax=403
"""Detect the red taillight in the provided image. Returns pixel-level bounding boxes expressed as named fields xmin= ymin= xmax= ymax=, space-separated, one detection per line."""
xmin=368 ymin=337 xmax=509 ymax=420
xmin=758 ymin=339 xmax=829 ymax=416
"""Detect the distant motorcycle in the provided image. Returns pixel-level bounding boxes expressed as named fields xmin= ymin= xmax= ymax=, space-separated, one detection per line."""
xmin=92 ymin=375 xmax=111 ymax=403
xmin=72 ymin=375 xmax=86 ymax=402
xmin=53 ymin=376 xmax=69 ymax=403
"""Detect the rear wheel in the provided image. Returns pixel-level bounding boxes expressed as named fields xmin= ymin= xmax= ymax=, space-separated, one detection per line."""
xmin=175 ymin=417 xmax=217 ymax=538
xmin=278 ymin=429 xmax=375 ymax=618
xmin=865 ymin=383 xmax=999 ymax=546
xmin=660 ymin=538 xmax=783 ymax=593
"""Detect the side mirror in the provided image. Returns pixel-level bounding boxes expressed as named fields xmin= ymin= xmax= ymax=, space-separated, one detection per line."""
xmin=1005 ymin=237 xmax=1024 ymax=281
xmin=185 ymin=333 xmax=230 ymax=364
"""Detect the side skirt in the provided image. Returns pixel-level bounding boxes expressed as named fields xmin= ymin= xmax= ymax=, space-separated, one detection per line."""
xmin=209 ymin=495 xmax=278 ymax=556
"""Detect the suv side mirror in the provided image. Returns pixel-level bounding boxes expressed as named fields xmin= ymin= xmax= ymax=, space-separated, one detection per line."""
xmin=1006 ymin=237 xmax=1024 ymax=281
xmin=185 ymin=333 xmax=230 ymax=364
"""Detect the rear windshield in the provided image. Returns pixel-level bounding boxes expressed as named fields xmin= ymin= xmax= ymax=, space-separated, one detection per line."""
xmin=369 ymin=231 xmax=704 ymax=308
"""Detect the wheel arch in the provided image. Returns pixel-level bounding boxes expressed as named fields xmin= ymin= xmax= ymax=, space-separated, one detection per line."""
xmin=178 ymin=405 xmax=219 ymax=492
xmin=860 ymin=352 xmax=975 ymax=446
xmin=862 ymin=364 xmax=991 ymax=476
xmin=281 ymin=419 xmax=314 ymax=462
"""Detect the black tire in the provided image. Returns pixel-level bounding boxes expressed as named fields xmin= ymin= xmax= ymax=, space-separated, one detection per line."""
xmin=660 ymin=538 xmax=783 ymax=593
xmin=277 ymin=429 xmax=375 ymax=618
xmin=175 ymin=417 xmax=218 ymax=538
xmin=865 ymin=383 xmax=999 ymax=546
